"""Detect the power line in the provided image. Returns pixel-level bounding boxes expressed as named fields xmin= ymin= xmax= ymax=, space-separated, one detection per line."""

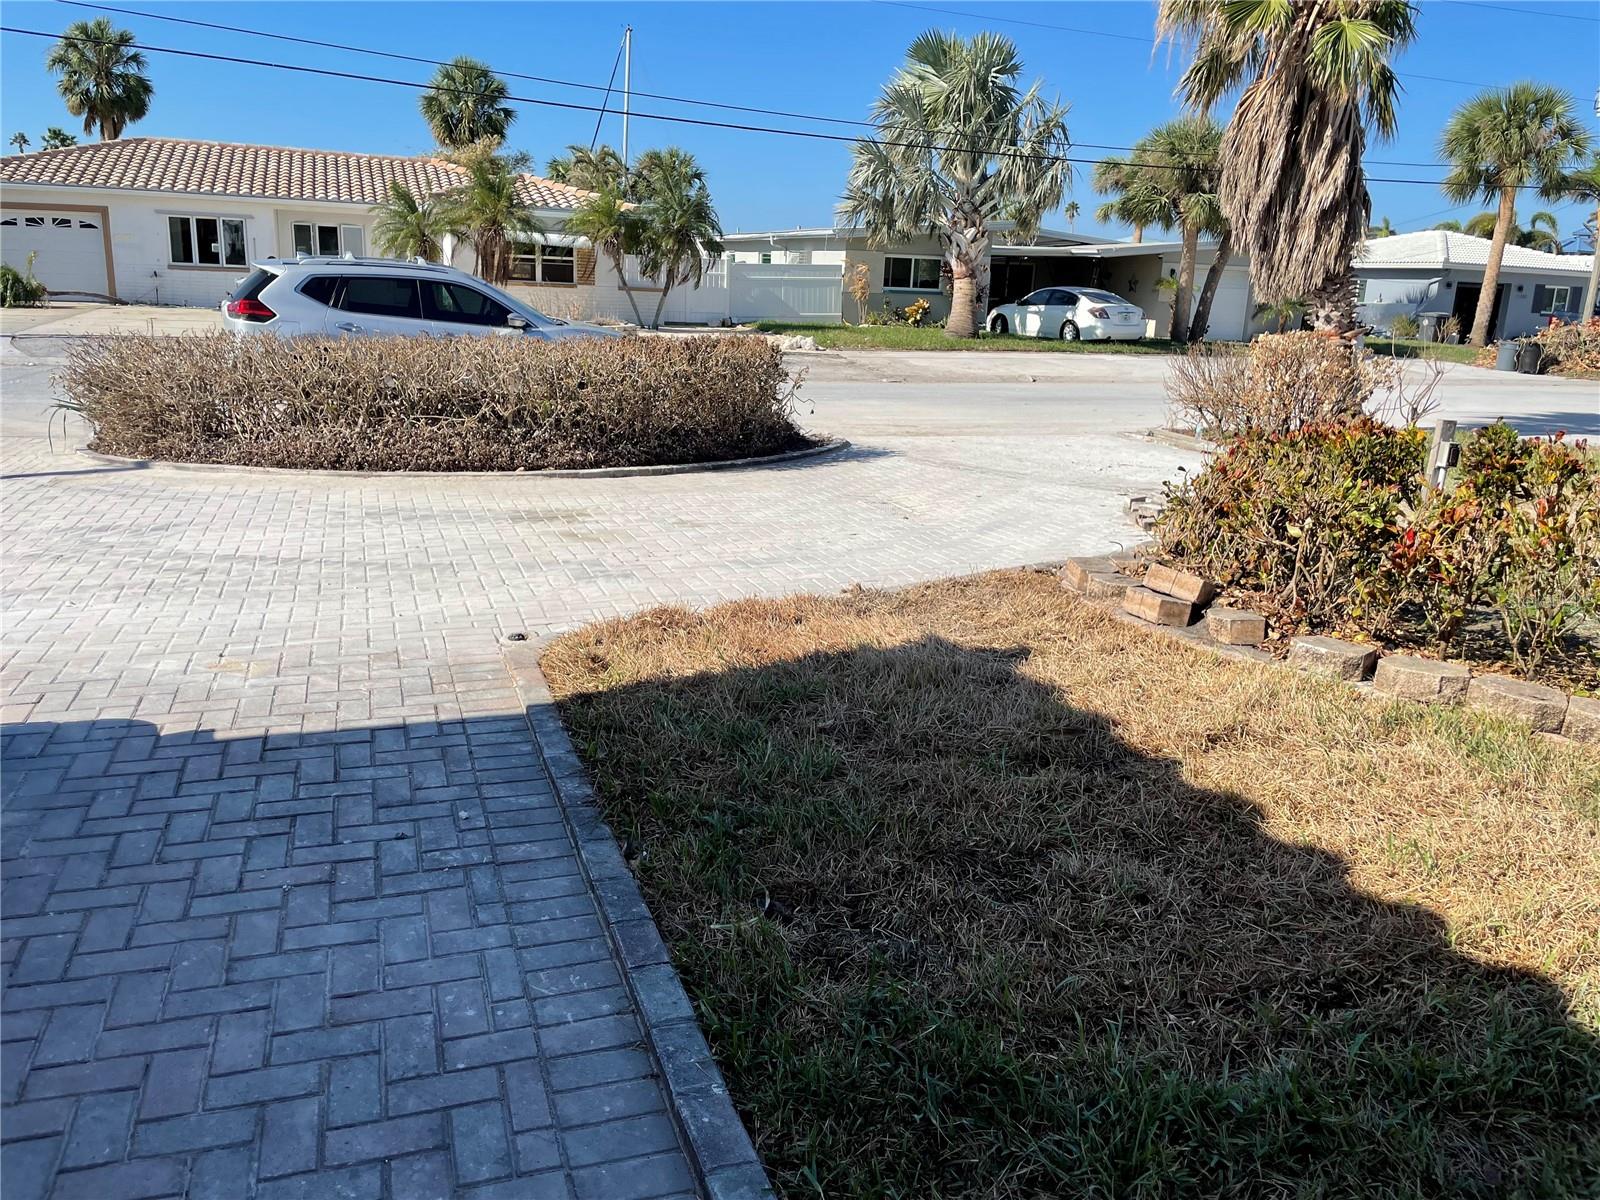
xmin=5 ymin=24 xmax=1551 ymax=191
xmin=1433 ymin=0 xmax=1600 ymax=23
xmin=875 ymin=0 xmax=1503 ymax=89
xmin=54 ymin=0 xmax=1465 ymax=173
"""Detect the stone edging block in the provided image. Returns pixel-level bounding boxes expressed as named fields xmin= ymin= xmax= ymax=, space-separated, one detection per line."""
xmin=499 ymin=637 xmax=774 ymax=1200
xmin=1466 ymin=674 xmax=1569 ymax=733
xmin=1373 ymin=655 xmax=1471 ymax=704
xmin=1121 ymin=586 xmax=1197 ymax=627
xmin=1287 ymin=635 xmax=1378 ymax=681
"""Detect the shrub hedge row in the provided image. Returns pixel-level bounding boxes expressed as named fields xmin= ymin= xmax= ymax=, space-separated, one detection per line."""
xmin=61 ymin=333 xmax=809 ymax=471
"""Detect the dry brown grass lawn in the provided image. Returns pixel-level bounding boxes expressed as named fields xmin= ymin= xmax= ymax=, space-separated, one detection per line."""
xmin=544 ymin=569 xmax=1600 ymax=1198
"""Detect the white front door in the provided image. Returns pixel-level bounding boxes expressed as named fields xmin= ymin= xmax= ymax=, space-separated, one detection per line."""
xmin=0 ymin=210 xmax=109 ymax=297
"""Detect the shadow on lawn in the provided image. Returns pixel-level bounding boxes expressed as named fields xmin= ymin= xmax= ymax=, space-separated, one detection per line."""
xmin=555 ymin=633 xmax=1600 ymax=1199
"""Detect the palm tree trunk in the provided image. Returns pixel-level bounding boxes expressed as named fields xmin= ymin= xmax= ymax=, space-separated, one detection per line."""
xmin=650 ymin=264 xmax=676 ymax=329
xmin=1583 ymin=201 xmax=1600 ymax=324
xmin=611 ymin=250 xmax=646 ymax=326
xmin=1170 ymin=224 xmax=1199 ymax=343
xmin=1187 ymin=230 xmax=1233 ymax=344
xmin=1469 ymin=186 xmax=1517 ymax=347
xmin=1306 ymin=272 xmax=1358 ymax=335
xmin=1132 ymin=226 xmax=1144 ymax=244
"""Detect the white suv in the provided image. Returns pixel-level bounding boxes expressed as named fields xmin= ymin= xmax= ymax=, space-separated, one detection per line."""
xmin=221 ymin=256 xmax=624 ymax=341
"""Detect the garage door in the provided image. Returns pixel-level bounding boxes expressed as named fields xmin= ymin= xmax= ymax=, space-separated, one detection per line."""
xmin=1196 ymin=268 xmax=1251 ymax=341
xmin=0 ymin=210 xmax=109 ymax=297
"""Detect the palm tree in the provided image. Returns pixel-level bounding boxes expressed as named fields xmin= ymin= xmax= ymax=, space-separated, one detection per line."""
xmin=1252 ymin=296 xmax=1305 ymax=334
xmin=440 ymin=156 xmax=540 ymax=285
xmin=1368 ymin=216 xmax=1395 ymax=237
xmin=545 ymin=144 xmax=629 ymax=196
xmin=370 ymin=181 xmax=450 ymax=262
xmin=45 ymin=18 xmax=153 ymax=141
xmin=566 ymin=188 xmax=647 ymax=326
xmin=632 ymin=148 xmax=724 ymax=329
xmin=1462 ymin=211 xmax=1500 ymax=238
xmin=40 ymin=127 xmax=77 ymax=150
xmin=1440 ymin=83 xmax=1591 ymax=345
xmin=1094 ymin=117 xmax=1226 ymax=342
xmin=1092 ymin=156 xmax=1154 ymax=242
xmin=1432 ymin=219 xmax=1464 ymax=232
xmin=1158 ymin=0 xmax=1417 ymax=334
xmin=1516 ymin=210 xmax=1561 ymax=252
xmin=1556 ymin=152 xmax=1600 ymax=319
xmin=1063 ymin=200 xmax=1080 ymax=228
xmin=419 ymin=57 xmax=515 ymax=151
xmin=840 ymin=31 xmax=1070 ymax=339
xmin=8 ymin=132 xmax=29 ymax=155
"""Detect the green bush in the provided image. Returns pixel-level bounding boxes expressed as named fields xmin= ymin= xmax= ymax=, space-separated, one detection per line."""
xmin=0 ymin=254 xmax=46 ymax=307
xmin=1160 ymin=420 xmax=1600 ymax=673
xmin=60 ymin=332 xmax=810 ymax=471
xmin=1157 ymin=420 xmax=1426 ymax=632
xmin=1388 ymin=313 xmax=1421 ymax=339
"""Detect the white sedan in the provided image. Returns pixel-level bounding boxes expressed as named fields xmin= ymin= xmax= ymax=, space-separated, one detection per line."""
xmin=987 ymin=287 xmax=1146 ymax=342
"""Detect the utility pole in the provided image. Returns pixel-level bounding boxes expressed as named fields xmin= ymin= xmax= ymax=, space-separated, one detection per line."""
xmin=622 ymin=26 xmax=632 ymax=170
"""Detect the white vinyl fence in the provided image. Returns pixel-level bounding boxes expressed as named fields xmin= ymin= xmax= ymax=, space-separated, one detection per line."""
xmin=620 ymin=256 xmax=842 ymax=326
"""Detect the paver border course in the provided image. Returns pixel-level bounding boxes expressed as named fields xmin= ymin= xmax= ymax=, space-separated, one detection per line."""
xmin=499 ymin=635 xmax=776 ymax=1200
xmin=77 ymin=437 xmax=851 ymax=480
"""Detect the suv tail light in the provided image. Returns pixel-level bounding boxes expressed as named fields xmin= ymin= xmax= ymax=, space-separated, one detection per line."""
xmin=1089 ymin=306 xmax=1109 ymax=319
xmin=226 ymin=298 xmax=276 ymax=322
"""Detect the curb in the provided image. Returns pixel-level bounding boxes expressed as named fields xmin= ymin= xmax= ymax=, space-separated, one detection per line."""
xmin=1144 ymin=427 xmax=1220 ymax=454
xmin=77 ymin=437 xmax=850 ymax=481
xmin=498 ymin=636 xmax=774 ymax=1200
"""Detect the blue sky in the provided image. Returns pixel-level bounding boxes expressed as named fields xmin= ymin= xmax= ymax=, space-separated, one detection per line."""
xmin=4 ymin=0 xmax=1599 ymax=244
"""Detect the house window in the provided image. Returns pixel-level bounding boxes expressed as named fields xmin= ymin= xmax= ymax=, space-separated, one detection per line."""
xmin=168 ymin=215 xmax=246 ymax=267
xmin=759 ymin=251 xmax=773 ymax=265
xmin=509 ymin=243 xmax=576 ymax=284
xmin=1532 ymin=284 xmax=1577 ymax=315
xmin=883 ymin=255 xmax=942 ymax=291
xmin=292 ymin=222 xmax=356 ymax=258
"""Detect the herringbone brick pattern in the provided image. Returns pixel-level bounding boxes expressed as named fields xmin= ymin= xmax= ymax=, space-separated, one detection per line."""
xmin=1 ymin=636 xmax=694 ymax=1199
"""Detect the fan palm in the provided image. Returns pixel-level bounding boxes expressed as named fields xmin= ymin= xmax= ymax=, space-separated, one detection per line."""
xmin=370 ymin=181 xmax=451 ymax=262
xmin=419 ymin=57 xmax=515 ymax=151
xmin=1094 ymin=116 xmax=1226 ymax=342
xmin=1158 ymin=0 xmax=1417 ymax=334
xmin=1092 ymin=156 xmax=1153 ymax=242
xmin=566 ymin=188 xmax=647 ymax=326
xmin=1440 ymin=83 xmax=1590 ymax=345
xmin=1368 ymin=215 xmax=1395 ymax=237
xmin=40 ymin=127 xmax=77 ymax=150
xmin=45 ymin=18 xmax=154 ymax=141
xmin=8 ymin=133 xmax=29 ymax=155
xmin=840 ymin=30 xmax=1071 ymax=338
xmin=440 ymin=156 xmax=540 ymax=285
xmin=632 ymin=148 xmax=724 ymax=329
xmin=1432 ymin=219 xmax=1463 ymax=232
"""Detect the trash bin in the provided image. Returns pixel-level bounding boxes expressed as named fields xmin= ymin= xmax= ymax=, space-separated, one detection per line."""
xmin=1495 ymin=341 xmax=1518 ymax=371
xmin=1514 ymin=340 xmax=1544 ymax=374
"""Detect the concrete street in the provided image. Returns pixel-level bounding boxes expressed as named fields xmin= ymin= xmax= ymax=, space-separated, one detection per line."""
xmin=1 ymin=308 xmax=1594 ymax=1200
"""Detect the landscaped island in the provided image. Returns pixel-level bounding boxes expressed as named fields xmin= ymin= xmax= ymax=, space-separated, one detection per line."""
xmin=61 ymin=333 xmax=814 ymax=471
xmin=543 ymin=574 xmax=1600 ymax=1198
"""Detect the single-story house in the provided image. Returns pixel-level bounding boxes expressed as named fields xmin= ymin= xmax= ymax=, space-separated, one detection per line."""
xmin=1354 ymin=230 xmax=1596 ymax=341
xmin=723 ymin=223 xmax=1263 ymax=340
xmin=0 ymin=136 xmax=663 ymax=322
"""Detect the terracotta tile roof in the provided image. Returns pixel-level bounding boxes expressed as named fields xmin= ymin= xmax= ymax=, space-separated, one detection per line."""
xmin=0 ymin=137 xmax=594 ymax=212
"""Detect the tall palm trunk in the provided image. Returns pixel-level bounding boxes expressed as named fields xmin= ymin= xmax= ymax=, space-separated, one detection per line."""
xmin=1582 ymin=200 xmax=1599 ymax=323
xmin=607 ymin=249 xmax=646 ymax=326
xmin=1306 ymin=271 xmax=1357 ymax=335
xmin=1170 ymin=223 xmax=1199 ymax=343
xmin=1132 ymin=225 xmax=1144 ymax=244
xmin=1469 ymin=186 xmax=1516 ymax=346
xmin=944 ymin=191 xmax=989 ymax=339
xmin=650 ymin=263 xmax=678 ymax=329
xmin=1187 ymin=230 xmax=1232 ymax=343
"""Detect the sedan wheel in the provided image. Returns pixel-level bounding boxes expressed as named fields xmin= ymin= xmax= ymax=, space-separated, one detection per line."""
xmin=989 ymin=314 xmax=1009 ymax=335
xmin=1059 ymin=320 xmax=1079 ymax=342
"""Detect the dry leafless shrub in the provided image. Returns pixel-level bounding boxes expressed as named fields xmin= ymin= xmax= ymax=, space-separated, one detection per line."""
xmin=59 ymin=332 xmax=809 ymax=470
xmin=1168 ymin=331 xmax=1438 ymax=437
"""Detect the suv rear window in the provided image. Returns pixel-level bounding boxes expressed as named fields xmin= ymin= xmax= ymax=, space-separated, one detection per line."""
xmin=338 ymin=276 xmax=421 ymax=320
xmin=229 ymin=269 xmax=275 ymax=302
xmin=299 ymin=275 xmax=339 ymax=307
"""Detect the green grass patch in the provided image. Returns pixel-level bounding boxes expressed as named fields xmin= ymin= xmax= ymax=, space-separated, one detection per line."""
xmin=546 ymin=577 xmax=1600 ymax=1198
xmin=756 ymin=320 xmax=1181 ymax=354
xmin=1366 ymin=337 xmax=1479 ymax=365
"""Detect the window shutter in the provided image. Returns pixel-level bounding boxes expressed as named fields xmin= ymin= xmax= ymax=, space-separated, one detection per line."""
xmin=1532 ymin=285 xmax=1549 ymax=312
xmin=575 ymin=246 xmax=596 ymax=285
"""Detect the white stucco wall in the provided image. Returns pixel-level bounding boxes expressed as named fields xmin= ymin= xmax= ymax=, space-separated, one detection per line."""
xmin=1357 ymin=265 xmax=1590 ymax=339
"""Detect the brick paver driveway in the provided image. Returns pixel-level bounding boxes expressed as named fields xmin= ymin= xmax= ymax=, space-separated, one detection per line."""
xmin=0 ymin=335 xmax=1195 ymax=1199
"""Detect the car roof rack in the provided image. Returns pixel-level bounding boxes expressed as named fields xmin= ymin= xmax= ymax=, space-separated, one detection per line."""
xmin=255 ymin=255 xmax=454 ymax=273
